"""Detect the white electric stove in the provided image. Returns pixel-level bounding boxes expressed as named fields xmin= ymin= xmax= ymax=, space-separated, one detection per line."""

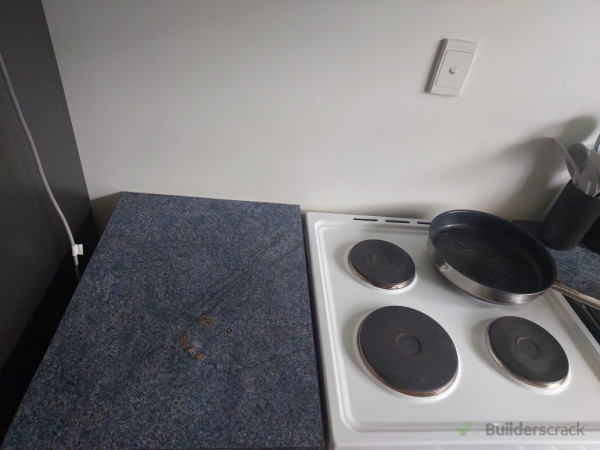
xmin=304 ymin=212 xmax=600 ymax=449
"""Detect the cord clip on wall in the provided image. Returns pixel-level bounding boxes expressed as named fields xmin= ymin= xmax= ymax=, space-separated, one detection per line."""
xmin=0 ymin=52 xmax=83 ymax=281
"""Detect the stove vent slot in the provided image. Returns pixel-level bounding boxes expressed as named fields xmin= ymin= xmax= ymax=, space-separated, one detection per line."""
xmin=385 ymin=220 xmax=410 ymax=224
xmin=353 ymin=218 xmax=378 ymax=222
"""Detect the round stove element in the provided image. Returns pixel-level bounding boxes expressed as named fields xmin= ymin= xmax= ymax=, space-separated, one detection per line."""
xmin=357 ymin=306 xmax=459 ymax=397
xmin=487 ymin=316 xmax=569 ymax=389
xmin=348 ymin=240 xmax=416 ymax=290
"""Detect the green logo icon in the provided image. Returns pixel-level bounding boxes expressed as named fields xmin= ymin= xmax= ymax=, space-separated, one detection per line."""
xmin=457 ymin=421 xmax=473 ymax=436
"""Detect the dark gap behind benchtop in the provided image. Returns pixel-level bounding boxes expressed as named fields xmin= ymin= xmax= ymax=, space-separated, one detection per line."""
xmin=3 ymin=192 xmax=325 ymax=449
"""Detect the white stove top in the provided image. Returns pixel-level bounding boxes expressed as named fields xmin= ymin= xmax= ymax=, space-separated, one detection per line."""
xmin=305 ymin=212 xmax=600 ymax=449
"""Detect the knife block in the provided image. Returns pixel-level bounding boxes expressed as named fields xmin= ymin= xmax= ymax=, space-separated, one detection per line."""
xmin=540 ymin=181 xmax=600 ymax=250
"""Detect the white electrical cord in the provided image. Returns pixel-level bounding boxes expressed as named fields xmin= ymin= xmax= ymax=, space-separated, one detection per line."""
xmin=0 ymin=53 xmax=83 ymax=281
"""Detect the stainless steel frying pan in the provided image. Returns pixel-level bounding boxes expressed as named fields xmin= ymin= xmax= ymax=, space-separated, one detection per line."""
xmin=427 ymin=210 xmax=600 ymax=309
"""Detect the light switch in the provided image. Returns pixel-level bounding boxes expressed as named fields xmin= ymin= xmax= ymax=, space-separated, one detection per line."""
xmin=428 ymin=39 xmax=477 ymax=96
xmin=436 ymin=51 xmax=473 ymax=89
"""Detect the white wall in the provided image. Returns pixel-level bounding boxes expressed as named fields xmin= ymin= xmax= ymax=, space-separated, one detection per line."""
xmin=42 ymin=0 xmax=600 ymax=230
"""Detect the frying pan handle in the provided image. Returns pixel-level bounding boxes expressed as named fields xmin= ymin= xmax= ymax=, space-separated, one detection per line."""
xmin=552 ymin=282 xmax=600 ymax=310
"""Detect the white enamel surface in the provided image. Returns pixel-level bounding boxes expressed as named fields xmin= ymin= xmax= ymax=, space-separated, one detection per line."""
xmin=305 ymin=212 xmax=600 ymax=449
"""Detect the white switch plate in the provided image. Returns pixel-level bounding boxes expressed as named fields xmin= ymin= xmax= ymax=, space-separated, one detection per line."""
xmin=428 ymin=38 xmax=477 ymax=96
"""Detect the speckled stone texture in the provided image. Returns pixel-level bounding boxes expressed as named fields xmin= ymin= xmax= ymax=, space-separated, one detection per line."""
xmin=3 ymin=192 xmax=324 ymax=449
xmin=515 ymin=220 xmax=600 ymax=300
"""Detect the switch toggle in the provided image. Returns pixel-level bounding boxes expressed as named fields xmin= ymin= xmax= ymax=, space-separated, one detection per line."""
xmin=428 ymin=39 xmax=477 ymax=96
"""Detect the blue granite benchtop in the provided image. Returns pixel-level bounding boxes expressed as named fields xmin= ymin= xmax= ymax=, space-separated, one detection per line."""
xmin=3 ymin=192 xmax=324 ymax=449
xmin=515 ymin=220 xmax=600 ymax=300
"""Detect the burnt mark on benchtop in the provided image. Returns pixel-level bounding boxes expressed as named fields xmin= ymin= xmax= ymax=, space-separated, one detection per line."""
xmin=199 ymin=314 xmax=216 ymax=327
xmin=177 ymin=314 xmax=235 ymax=361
